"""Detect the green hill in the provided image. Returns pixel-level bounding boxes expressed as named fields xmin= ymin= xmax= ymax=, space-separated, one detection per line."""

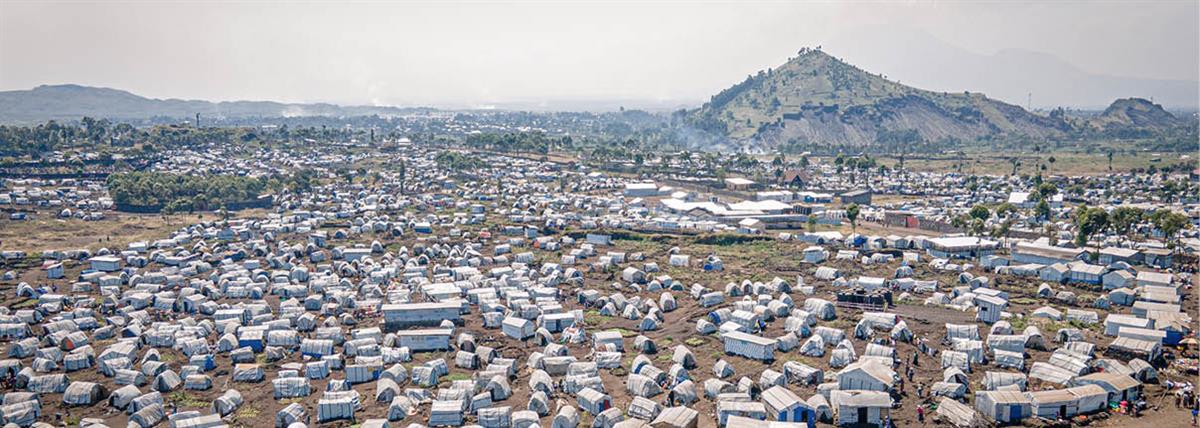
xmin=1090 ymin=98 xmax=1184 ymax=129
xmin=686 ymin=48 xmax=1079 ymax=146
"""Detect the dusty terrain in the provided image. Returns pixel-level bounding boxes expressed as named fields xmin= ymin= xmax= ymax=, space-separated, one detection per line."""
xmin=0 ymin=208 xmax=267 ymax=254
xmin=0 ymin=218 xmax=1194 ymax=428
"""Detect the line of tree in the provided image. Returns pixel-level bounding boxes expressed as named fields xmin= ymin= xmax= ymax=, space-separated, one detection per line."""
xmin=107 ymin=171 xmax=306 ymax=213
xmin=1072 ymin=204 xmax=1190 ymax=248
xmin=434 ymin=151 xmax=486 ymax=171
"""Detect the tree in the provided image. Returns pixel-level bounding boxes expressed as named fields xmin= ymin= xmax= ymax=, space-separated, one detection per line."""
xmin=1047 ymin=156 xmax=1056 ymax=174
xmin=1035 ymin=198 xmax=1051 ymax=222
xmin=969 ymin=218 xmax=986 ymax=236
xmin=969 ymin=205 xmax=990 ymax=222
xmin=995 ymin=203 xmax=1017 ymax=218
xmin=845 ymin=204 xmax=860 ymax=232
xmin=807 ymin=214 xmax=818 ymax=232
xmin=1036 ymin=182 xmax=1058 ymax=201
xmin=1109 ymin=207 xmax=1144 ymax=237
xmin=1073 ymin=205 xmax=1108 ymax=247
xmin=991 ymin=219 xmax=1013 ymax=240
xmin=951 ymin=215 xmax=967 ymax=229
xmin=1149 ymin=209 xmax=1189 ymax=246
xmin=1107 ymin=151 xmax=1114 ymax=171
xmin=799 ymin=156 xmax=809 ymax=167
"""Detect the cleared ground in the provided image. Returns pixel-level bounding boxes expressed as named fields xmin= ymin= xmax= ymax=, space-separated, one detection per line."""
xmin=0 ymin=214 xmax=1192 ymax=427
xmin=0 ymin=209 xmax=268 ymax=254
xmin=871 ymin=151 xmax=1192 ymax=177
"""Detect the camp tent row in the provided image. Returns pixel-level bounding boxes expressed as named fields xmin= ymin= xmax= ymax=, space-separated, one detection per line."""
xmin=0 ymin=153 xmax=1187 ymax=428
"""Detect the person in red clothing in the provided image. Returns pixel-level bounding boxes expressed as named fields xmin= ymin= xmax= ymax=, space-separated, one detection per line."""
xmin=917 ymin=405 xmax=925 ymax=423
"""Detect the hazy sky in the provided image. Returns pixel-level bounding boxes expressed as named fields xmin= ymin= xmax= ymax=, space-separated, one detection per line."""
xmin=2 ymin=1 xmax=1197 ymax=109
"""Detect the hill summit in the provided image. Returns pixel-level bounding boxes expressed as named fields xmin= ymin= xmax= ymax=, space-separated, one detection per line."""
xmin=684 ymin=48 xmax=1182 ymax=148
xmin=1092 ymin=98 xmax=1183 ymax=129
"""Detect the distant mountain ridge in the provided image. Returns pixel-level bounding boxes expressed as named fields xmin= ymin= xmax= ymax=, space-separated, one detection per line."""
xmin=824 ymin=27 xmax=1200 ymax=110
xmin=0 ymin=84 xmax=424 ymax=123
xmin=685 ymin=48 xmax=1187 ymax=147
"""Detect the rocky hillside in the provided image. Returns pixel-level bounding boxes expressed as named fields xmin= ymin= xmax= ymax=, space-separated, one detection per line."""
xmin=1089 ymin=98 xmax=1184 ymax=130
xmin=685 ymin=48 xmax=1079 ymax=146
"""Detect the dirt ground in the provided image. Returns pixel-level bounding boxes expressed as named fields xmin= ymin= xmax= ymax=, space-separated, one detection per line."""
xmin=0 ymin=217 xmax=1194 ymax=428
xmin=0 ymin=208 xmax=268 ymax=254
xmin=868 ymin=151 xmax=1190 ymax=177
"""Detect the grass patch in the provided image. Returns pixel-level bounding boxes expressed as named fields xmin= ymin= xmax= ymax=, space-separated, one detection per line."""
xmin=11 ymin=299 xmax=36 ymax=309
xmin=788 ymin=355 xmax=817 ymax=366
xmin=584 ymin=310 xmax=612 ymax=326
xmin=684 ymin=337 xmax=707 ymax=347
xmin=1009 ymin=316 xmax=1029 ymax=331
xmin=235 ymin=404 xmax=261 ymax=419
xmin=445 ymin=373 xmax=471 ymax=382
xmin=1010 ymin=297 xmax=1039 ymax=305
xmin=1069 ymin=319 xmax=1102 ymax=332
xmin=1041 ymin=320 xmax=1075 ymax=333
xmin=827 ymin=319 xmax=855 ymax=329
xmin=168 ymin=391 xmax=210 ymax=408
xmin=656 ymin=353 xmax=673 ymax=362
xmin=616 ymin=328 xmax=638 ymax=338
